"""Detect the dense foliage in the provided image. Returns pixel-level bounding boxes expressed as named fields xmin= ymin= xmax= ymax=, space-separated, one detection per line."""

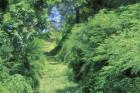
xmin=57 ymin=3 xmax=140 ymax=93
xmin=0 ymin=0 xmax=60 ymax=93
xmin=1 ymin=0 xmax=140 ymax=93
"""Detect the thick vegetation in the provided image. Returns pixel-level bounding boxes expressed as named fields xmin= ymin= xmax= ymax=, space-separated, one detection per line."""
xmin=0 ymin=0 xmax=60 ymax=93
xmin=0 ymin=0 xmax=140 ymax=93
xmin=57 ymin=3 xmax=140 ymax=93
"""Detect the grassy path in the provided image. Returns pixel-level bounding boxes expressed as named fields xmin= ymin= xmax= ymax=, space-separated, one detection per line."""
xmin=39 ymin=59 xmax=78 ymax=93
xmin=39 ymin=41 xmax=79 ymax=93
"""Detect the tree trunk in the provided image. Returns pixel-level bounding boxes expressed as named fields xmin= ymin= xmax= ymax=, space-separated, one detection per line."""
xmin=75 ymin=7 xmax=80 ymax=23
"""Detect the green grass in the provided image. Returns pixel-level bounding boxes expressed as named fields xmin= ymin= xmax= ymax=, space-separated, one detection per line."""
xmin=42 ymin=41 xmax=57 ymax=53
xmin=39 ymin=60 xmax=78 ymax=93
xmin=39 ymin=40 xmax=80 ymax=93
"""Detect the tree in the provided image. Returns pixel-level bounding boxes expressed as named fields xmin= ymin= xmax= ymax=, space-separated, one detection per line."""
xmin=0 ymin=0 xmax=59 ymax=92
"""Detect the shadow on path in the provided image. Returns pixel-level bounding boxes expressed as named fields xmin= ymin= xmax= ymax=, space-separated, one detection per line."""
xmin=56 ymin=86 xmax=81 ymax=93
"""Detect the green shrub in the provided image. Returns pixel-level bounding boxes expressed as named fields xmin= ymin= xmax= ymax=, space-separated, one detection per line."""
xmin=0 ymin=60 xmax=33 ymax=93
xmin=57 ymin=3 xmax=140 ymax=92
xmin=0 ymin=74 xmax=33 ymax=93
xmin=0 ymin=0 xmax=50 ymax=92
xmin=89 ymin=29 xmax=140 ymax=93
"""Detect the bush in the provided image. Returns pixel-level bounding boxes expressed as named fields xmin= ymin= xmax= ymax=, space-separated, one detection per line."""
xmin=0 ymin=0 xmax=49 ymax=92
xmin=0 ymin=74 xmax=33 ymax=93
xmin=57 ymin=3 xmax=140 ymax=92
xmin=89 ymin=28 xmax=140 ymax=93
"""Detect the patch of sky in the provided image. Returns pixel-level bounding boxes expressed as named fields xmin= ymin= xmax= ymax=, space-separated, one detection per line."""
xmin=48 ymin=7 xmax=63 ymax=23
